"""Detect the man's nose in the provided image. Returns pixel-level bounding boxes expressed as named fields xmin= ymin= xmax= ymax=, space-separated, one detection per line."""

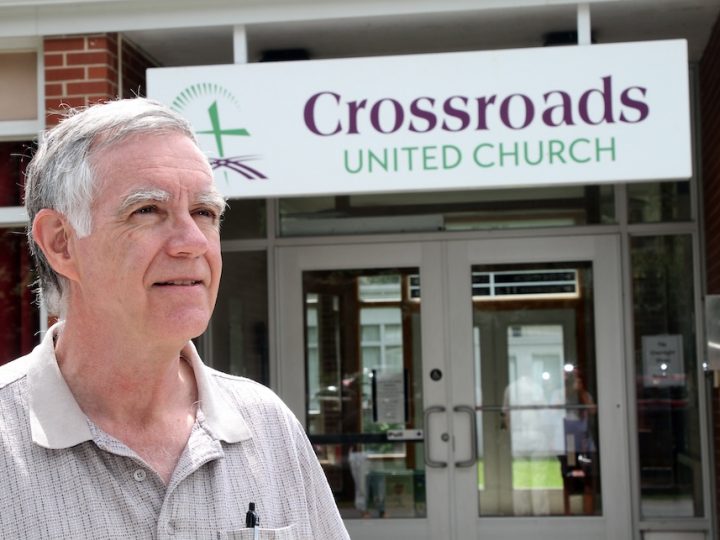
xmin=166 ymin=213 xmax=209 ymax=256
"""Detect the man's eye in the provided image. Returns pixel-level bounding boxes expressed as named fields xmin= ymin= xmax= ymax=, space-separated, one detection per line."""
xmin=133 ymin=205 xmax=157 ymax=215
xmin=194 ymin=208 xmax=218 ymax=220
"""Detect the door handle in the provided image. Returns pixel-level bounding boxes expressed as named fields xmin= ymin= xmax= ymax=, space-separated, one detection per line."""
xmin=423 ymin=405 xmax=448 ymax=468
xmin=453 ymin=405 xmax=478 ymax=468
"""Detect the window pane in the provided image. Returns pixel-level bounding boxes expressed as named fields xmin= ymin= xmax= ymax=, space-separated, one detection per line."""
xmin=304 ymin=268 xmax=426 ymax=519
xmin=628 ymin=181 xmax=690 ymax=223
xmin=0 ymin=229 xmax=39 ymax=365
xmin=361 ymin=325 xmax=380 ymax=342
xmin=361 ymin=346 xmax=381 ymax=368
xmin=385 ymin=345 xmax=403 ymax=367
xmin=358 ymin=275 xmax=402 ymax=302
xmin=208 ymin=251 xmax=269 ymax=384
xmin=221 ymin=198 xmax=266 ymax=239
xmin=0 ymin=141 xmax=31 ymax=206
xmin=385 ymin=324 xmax=402 ymax=344
xmin=279 ymin=185 xmax=615 ymax=236
xmin=473 ymin=262 xmax=601 ymax=517
xmin=0 ymin=53 xmax=37 ymax=121
xmin=631 ymin=235 xmax=702 ymax=517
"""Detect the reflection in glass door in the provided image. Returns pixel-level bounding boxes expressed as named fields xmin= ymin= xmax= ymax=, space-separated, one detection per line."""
xmin=448 ymin=236 xmax=631 ymax=540
xmin=303 ymin=268 xmax=426 ymax=520
xmin=472 ymin=263 xmax=601 ymax=517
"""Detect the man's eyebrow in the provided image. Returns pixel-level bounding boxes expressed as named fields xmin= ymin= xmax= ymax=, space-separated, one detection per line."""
xmin=195 ymin=190 xmax=228 ymax=215
xmin=117 ymin=189 xmax=170 ymax=215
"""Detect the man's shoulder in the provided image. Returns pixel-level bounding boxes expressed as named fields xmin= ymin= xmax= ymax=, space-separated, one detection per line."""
xmin=207 ymin=368 xmax=281 ymax=400
xmin=204 ymin=367 xmax=293 ymax=415
xmin=0 ymin=353 xmax=32 ymax=391
xmin=0 ymin=355 xmax=32 ymax=445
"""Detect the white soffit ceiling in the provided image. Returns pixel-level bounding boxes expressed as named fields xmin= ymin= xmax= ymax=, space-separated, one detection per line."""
xmin=0 ymin=0 xmax=717 ymax=64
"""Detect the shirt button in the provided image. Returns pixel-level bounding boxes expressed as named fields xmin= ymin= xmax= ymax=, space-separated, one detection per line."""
xmin=133 ymin=469 xmax=147 ymax=482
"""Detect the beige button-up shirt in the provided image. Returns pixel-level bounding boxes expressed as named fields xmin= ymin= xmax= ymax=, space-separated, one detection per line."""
xmin=0 ymin=324 xmax=349 ymax=539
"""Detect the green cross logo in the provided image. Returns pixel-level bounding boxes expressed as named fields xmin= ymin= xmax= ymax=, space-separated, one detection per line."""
xmin=196 ymin=101 xmax=250 ymax=158
xmin=170 ymin=83 xmax=266 ymax=181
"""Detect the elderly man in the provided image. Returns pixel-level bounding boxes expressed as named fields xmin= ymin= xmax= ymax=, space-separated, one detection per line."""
xmin=0 ymin=98 xmax=349 ymax=539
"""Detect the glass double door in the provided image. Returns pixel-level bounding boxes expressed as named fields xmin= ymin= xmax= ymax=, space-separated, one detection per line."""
xmin=276 ymin=235 xmax=632 ymax=540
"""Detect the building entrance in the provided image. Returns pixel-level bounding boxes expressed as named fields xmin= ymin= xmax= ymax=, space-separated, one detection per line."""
xmin=277 ymin=235 xmax=631 ymax=539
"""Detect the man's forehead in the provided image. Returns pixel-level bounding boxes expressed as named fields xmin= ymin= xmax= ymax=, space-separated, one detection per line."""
xmin=91 ymin=131 xmax=213 ymax=176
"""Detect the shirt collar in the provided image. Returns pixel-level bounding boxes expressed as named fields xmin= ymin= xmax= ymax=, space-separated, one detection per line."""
xmin=28 ymin=323 xmax=91 ymax=449
xmin=29 ymin=322 xmax=252 ymax=449
xmin=180 ymin=340 xmax=252 ymax=443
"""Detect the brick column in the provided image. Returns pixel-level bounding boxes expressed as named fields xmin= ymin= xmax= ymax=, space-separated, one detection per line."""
xmin=44 ymin=34 xmax=120 ymax=126
xmin=700 ymin=11 xmax=720 ymax=522
xmin=43 ymin=33 xmax=157 ymax=125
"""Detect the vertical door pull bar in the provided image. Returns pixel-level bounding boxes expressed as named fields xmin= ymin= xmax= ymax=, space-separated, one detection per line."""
xmin=453 ymin=405 xmax=478 ymax=468
xmin=423 ymin=405 xmax=448 ymax=468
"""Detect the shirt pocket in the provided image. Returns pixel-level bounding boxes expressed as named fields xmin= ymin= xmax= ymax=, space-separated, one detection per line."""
xmin=223 ymin=524 xmax=298 ymax=540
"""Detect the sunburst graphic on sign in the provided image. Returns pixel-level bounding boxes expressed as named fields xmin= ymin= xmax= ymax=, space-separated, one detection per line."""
xmin=171 ymin=83 xmax=266 ymax=181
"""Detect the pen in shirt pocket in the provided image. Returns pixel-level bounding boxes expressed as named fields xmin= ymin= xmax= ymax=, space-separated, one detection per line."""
xmin=246 ymin=502 xmax=259 ymax=540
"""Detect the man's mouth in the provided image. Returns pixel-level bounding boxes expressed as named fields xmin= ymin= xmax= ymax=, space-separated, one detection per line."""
xmin=154 ymin=280 xmax=202 ymax=286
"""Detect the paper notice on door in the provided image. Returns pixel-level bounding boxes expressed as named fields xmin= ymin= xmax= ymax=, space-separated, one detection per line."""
xmin=642 ymin=334 xmax=684 ymax=387
xmin=372 ymin=369 xmax=407 ymax=424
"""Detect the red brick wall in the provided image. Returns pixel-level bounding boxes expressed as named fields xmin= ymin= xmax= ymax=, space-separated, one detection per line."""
xmin=43 ymin=33 xmax=157 ymax=125
xmin=700 ymin=12 xmax=720 ymax=521
xmin=44 ymin=34 xmax=119 ymax=125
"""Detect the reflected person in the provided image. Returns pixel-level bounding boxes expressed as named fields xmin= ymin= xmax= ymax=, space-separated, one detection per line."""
xmin=503 ymin=373 xmax=552 ymax=515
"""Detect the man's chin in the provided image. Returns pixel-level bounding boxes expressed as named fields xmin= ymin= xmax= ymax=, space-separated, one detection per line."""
xmin=151 ymin=311 xmax=212 ymax=344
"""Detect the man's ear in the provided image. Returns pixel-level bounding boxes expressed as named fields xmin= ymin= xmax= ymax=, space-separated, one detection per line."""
xmin=32 ymin=209 xmax=80 ymax=282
